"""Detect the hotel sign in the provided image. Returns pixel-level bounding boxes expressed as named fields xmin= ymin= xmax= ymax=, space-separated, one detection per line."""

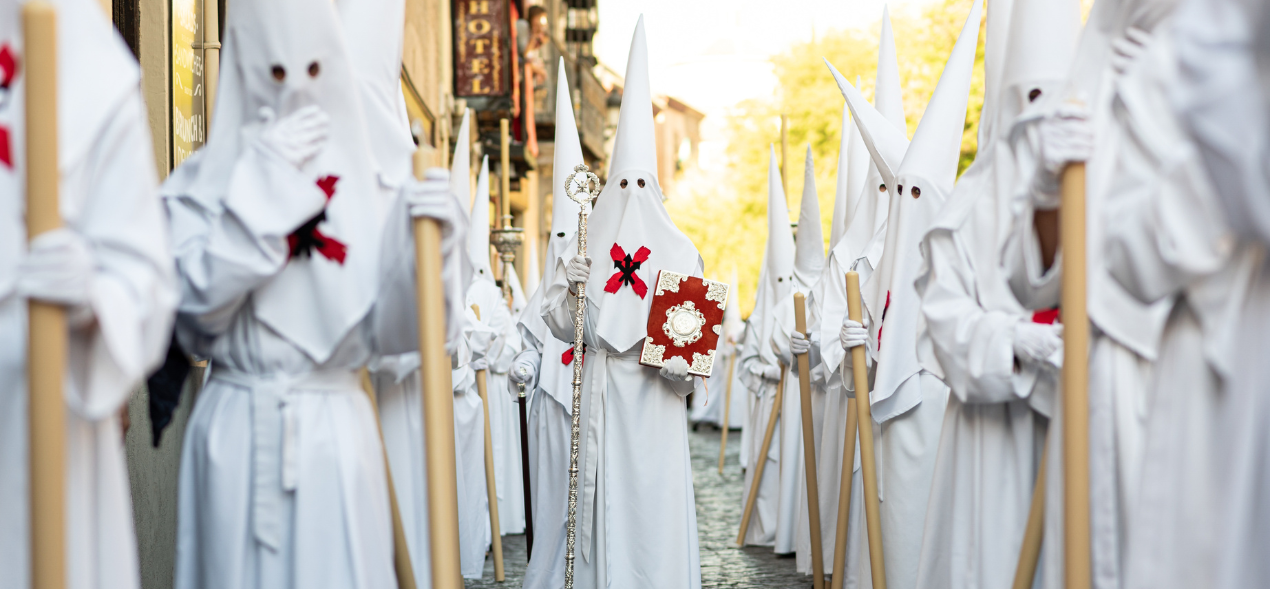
xmin=454 ymin=0 xmax=509 ymax=98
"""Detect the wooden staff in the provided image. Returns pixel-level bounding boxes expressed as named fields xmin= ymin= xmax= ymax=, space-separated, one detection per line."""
xmin=846 ymin=272 xmax=886 ymax=589
xmin=795 ymin=294 xmax=827 ymax=589
xmin=737 ymin=365 xmax=785 ymax=545
xmin=830 ymin=396 xmax=858 ymax=589
xmin=471 ymin=306 xmax=505 ymax=581
xmin=412 ymin=147 xmax=463 ymax=588
xmin=1060 ymin=161 xmax=1090 ymax=589
xmin=360 ymin=369 xmax=418 ymax=589
xmin=1011 ymin=441 xmax=1049 ymax=589
xmin=201 ymin=0 xmax=221 ymax=126
xmin=24 ymin=6 xmax=66 ymax=589
xmin=718 ymin=353 xmax=737 ymax=474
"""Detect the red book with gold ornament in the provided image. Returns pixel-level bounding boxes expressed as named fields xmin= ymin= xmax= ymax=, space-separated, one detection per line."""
xmin=639 ymin=270 xmax=730 ymax=377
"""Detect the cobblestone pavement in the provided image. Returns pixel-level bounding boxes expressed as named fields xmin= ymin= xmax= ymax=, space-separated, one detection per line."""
xmin=467 ymin=423 xmax=813 ymax=588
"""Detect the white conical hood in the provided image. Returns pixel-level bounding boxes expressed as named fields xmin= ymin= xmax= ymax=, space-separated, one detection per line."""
xmin=977 ymin=0 xmax=1014 ymax=148
xmin=469 ymin=156 xmax=493 ymax=280
xmin=825 ymin=60 xmax=910 ymax=189
xmin=451 ymin=109 xmax=472 ymax=208
xmin=794 ymin=145 xmax=825 ymax=288
xmin=569 ymin=16 xmax=700 ymax=353
xmin=607 ymin=15 xmax=659 ymax=179
xmin=507 ymin=264 xmax=528 ymax=316
xmin=866 ymin=0 xmax=983 ymax=423
xmin=548 ymin=57 xmax=586 ymax=277
xmin=1002 ymin=0 xmax=1080 ymax=101
xmin=830 ymin=102 xmax=871 ymax=248
xmin=875 ymin=6 xmax=907 ymax=134
xmin=765 ymin=146 xmax=796 ymax=293
xmin=895 ymin=0 xmax=982 ymax=196
xmin=336 ymin=0 xmax=416 ymax=183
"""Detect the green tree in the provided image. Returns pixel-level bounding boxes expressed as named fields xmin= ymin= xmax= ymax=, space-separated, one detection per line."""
xmin=668 ymin=0 xmax=986 ymax=317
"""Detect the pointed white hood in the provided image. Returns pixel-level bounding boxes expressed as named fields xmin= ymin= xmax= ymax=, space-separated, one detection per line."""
xmin=571 ymin=15 xmax=700 ymax=352
xmin=756 ymin=146 xmax=796 ymax=367
xmin=335 ymin=0 xmax=416 ymax=184
xmin=826 ymin=61 xmax=910 ymax=189
xmin=794 ymin=145 xmax=825 ymax=289
xmin=451 ymin=109 xmax=472 ymax=209
xmin=162 ymin=0 xmax=389 ymax=363
xmin=469 ymin=156 xmax=493 ymax=280
xmin=830 ymin=104 xmax=870 ymax=249
xmin=866 ymin=0 xmax=982 ymax=422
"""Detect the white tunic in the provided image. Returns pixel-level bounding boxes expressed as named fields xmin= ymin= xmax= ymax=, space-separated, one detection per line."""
xmin=737 ymin=319 xmax=781 ymax=547
xmin=542 ymin=256 xmax=703 ymax=589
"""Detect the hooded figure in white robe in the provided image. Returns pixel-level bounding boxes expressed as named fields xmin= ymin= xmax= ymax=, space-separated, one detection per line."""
xmin=514 ymin=58 xmax=587 ymax=589
xmin=1168 ymin=0 xmax=1270 ymax=585
xmin=911 ymin=0 xmax=1080 ymax=584
xmin=828 ymin=3 xmax=982 ymax=586
xmin=1004 ymin=0 xmax=1188 ymax=585
xmin=1095 ymin=11 xmax=1263 ymax=589
xmin=540 ymin=16 xmax=704 ymax=588
xmin=165 ymin=0 xmax=469 ymax=585
xmin=339 ymin=0 xmax=476 ymax=585
xmin=464 ymin=154 xmax=526 ymax=538
xmin=769 ymin=148 xmax=829 ymax=563
xmin=689 ymin=273 xmax=745 ymax=428
xmin=737 ymin=150 xmax=795 ymax=548
xmin=809 ymin=18 xmax=907 ymax=581
xmin=0 ymin=1 xmax=177 ymax=587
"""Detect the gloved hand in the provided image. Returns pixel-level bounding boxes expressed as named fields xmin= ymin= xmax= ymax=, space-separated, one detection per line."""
xmin=1013 ymin=321 xmax=1063 ymax=367
xmin=470 ymin=357 xmax=489 ymax=372
xmin=18 ymin=228 xmax=94 ymax=324
xmin=509 ymin=356 xmax=537 ymax=384
xmin=1110 ymin=27 xmax=1152 ymax=75
xmin=790 ymin=330 xmax=811 ymax=356
xmin=566 ymin=255 xmax=591 ymax=285
xmin=659 ymin=356 xmax=691 ymax=382
xmin=755 ymin=364 xmax=782 ymax=382
xmin=1035 ymin=103 xmax=1094 ymax=209
xmin=258 ymin=105 xmax=330 ymax=169
xmin=840 ymin=317 xmax=868 ymax=350
xmin=404 ymin=169 xmax=462 ymax=236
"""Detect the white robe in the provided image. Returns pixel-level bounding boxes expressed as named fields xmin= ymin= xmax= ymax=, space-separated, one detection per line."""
xmin=542 ymin=257 xmax=703 ymax=589
xmin=738 ymin=320 xmax=781 ymax=547
xmin=455 ymin=305 xmax=495 ymax=579
xmin=169 ymin=157 xmax=457 ymax=589
xmin=0 ymin=91 xmax=176 ymax=589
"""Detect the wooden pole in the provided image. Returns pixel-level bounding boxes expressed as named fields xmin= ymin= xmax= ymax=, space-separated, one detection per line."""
xmin=718 ymin=354 xmax=737 ymax=474
xmin=737 ymin=366 xmax=785 ymax=545
xmin=795 ymin=294 xmax=827 ymax=589
xmin=1060 ymin=162 xmax=1090 ymax=589
xmin=360 ymin=370 xmax=419 ymax=589
xmin=24 ymin=6 xmax=66 ymax=589
xmin=846 ymin=272 xmax=886 ymax=589
xmin=412 ymin=147 xmax=463 ymax=589
xmin=500 ymin=118 xmax=512 ymax=228
xmin=1011 ymin=441 xmax=1049 ymax=589
xmin=830 ymin=398 xmax=859 ymax=589
xmin=471 ymin=306 xmax=505 ymax=582
xmin=202 ymin=0 xmax=221 ymax=127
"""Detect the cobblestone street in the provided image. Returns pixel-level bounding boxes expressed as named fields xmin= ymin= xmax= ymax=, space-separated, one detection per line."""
xmin=467 ymin=423 xmax=812 ymax=588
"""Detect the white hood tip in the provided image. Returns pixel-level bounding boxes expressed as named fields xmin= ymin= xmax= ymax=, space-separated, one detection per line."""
xmin=551 ymin=57 xmax=585 ymax=237
xmin=469 ymin=155 xmax=493 ymax=279
xmin=794 ymin=145 xmax=825 ymax=285
xmin=607 ymin=15 xmax=658 ymax=180
xmin=766 ymin=146 xmax=796 ymax=287
xmin=450 ymin=108 xmax=472 ymax=208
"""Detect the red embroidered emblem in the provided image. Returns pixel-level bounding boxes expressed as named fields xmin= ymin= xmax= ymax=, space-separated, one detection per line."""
xmin=604 ymin=244 xmax=651 ymax=298
xmin=1031 ymin=308 xmax=1061 ymax=324
xmin=0 ymin=44 xmax=18 ymax=88
xmin=287 ymin=175 xmax=348 ymax=264
xmin=0 ymin=126 xmax=10 ymax=169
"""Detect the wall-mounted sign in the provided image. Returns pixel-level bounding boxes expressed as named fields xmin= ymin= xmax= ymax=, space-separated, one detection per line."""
xmin=172 ymin=0 xmax=205 ymax=167
xmin=454 ymin=0 xmax=509 ymax=98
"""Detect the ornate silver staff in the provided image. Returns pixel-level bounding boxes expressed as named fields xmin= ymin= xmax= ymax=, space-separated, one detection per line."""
xmin=563 ymin=163 xmax=600 ymax=589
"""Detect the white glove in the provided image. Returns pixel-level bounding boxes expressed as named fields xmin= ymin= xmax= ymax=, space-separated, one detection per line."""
xmin=659 ymin=356 xmax=691 ymax=382
xmin=1035 ymin=103 xmax=1094 ymax=209
xmin=1013 ymin=321 xmax=1063 ymax=367
xmin=470 ymin=357 xmax=489 ymax=372
xmin=566 ymin=255 xmax=591 ymax=285
xmin=510 ymin=357 xmax=536 ymax=384
xmin=840 ymin=318 xmax=868 ymax=350
xmin=17 ymin=228 xmax=94 ymax=323
xmin=404 ymin=169 xmax=462 ymax=235
xmin=752 ymin=364 xmax=782 ymax=382
xmin=790 ymin=330 xmax=811 ymax=356
xmin=1110 ymin=27 xmax=1152 ymax=75
xmin=258 ymin=105 xmax=330 ymax=169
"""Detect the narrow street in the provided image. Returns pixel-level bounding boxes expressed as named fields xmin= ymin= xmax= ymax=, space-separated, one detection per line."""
xmin=469 ymin=425 xmax=812 ymax=588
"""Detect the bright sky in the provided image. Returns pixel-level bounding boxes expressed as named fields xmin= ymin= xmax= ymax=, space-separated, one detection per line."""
xmin=593 ymin=0 xmax=930 ymax=170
